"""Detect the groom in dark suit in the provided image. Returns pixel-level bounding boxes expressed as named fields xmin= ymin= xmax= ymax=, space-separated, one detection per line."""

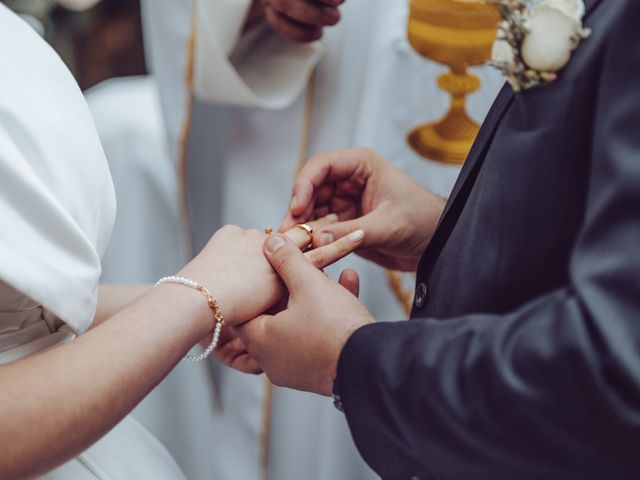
xmin=235 ymin=0 xmax=640 ymax=478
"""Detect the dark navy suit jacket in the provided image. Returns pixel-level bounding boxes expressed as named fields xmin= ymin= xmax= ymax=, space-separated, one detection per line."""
xmin=336 ymin=1 xmax=640 ymax=478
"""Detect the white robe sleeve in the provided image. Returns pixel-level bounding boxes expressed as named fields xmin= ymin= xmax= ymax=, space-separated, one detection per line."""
xmin=193 ymin=0 xmax=323 ymax=109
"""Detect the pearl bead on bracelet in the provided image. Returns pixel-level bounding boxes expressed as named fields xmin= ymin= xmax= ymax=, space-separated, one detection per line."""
xmin=154 ymin=275 xmax=225 ymax=362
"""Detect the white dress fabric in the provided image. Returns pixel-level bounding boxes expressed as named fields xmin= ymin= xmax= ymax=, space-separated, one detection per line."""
xmin=89 ymin=1 xmax=506 ymax=479
xmin=0 ymin=5 xmax=185 ymax=479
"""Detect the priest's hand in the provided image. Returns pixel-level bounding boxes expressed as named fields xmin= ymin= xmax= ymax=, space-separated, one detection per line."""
xmin=260 ymin=0 xmax=344 ymax=43
xmin=236 ymin=233 xmax=374 ymax=395
xmin=281 ymin=148 xmax=446 ymax=272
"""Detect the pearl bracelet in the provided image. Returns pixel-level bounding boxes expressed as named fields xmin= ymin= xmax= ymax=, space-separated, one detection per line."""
xmin=154 ymin=275 xmax=225 ymax=362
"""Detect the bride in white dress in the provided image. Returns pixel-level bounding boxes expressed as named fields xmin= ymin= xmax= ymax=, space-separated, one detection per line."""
xmin=0 ymin=5 xmax=357 ymax=478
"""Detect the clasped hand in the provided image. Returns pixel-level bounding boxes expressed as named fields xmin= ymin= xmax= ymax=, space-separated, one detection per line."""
xmin=191 ymin=148 xmax=445 ymax=396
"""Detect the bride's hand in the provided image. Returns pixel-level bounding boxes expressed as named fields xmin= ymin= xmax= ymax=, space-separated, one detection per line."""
xmin=215 ymin=328 xmax=263 ymax=374
xmin=178 ymin=215 xmax=364 ymax=329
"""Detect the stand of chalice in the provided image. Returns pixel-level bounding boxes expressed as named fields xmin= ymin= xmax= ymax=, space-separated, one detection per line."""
xmin=388 ymin=0 xmax=501 ymax=316
xmin=407 ymin=0 xmax=500 ymax=164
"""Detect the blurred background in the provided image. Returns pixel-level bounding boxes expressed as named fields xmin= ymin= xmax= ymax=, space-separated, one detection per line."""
xmin=2 ymin=0 xmax=145 ymax=89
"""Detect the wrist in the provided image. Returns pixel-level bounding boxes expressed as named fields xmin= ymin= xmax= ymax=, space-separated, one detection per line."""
xmin=331 ymin=320 xmax=381 ymax=408
xmin=150 ymin=282 xmax=213 ymax=342
xmin=410 ymin=190 xmax=447 ymax=259
xmin=323 ymin=314 xmax=375 ymax=396
xmin=177 ymin=264 xmax=237 ymax=326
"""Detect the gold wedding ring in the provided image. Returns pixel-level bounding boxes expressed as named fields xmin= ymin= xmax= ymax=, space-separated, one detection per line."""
xmin=264 ymin=227 xmax=273 ymax=235
xmin=295 ymin=223 xmax=314 ymax=241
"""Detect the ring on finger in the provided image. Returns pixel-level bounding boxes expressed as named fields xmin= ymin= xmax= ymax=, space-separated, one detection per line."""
xmin=295 ymin=223 xmax=314 ymax=241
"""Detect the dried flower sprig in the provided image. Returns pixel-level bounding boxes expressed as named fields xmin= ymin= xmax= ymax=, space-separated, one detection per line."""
xmin=488 ymin=0 xmax=591 ymax=92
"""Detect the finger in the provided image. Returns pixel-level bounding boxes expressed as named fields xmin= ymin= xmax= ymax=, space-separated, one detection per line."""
xmin=264 ymin=6 xmax=323 ymax=43
xmin=235 ymin=314 xmax=271 ymax=354
xmin=218 ymin=352 xmax=264 ymax=375
xmin=231 ymin=355 xmax=263 ymax=375
xmin=288 ymin=148 xmax=373 ymax=220
xmin=283 ymin=213 xmax=338 ymax=250
xmin=338 ymin=269 xmax=360 ymax=298
xmin=280 ymin=204 xmax=314 ymax=233
xmin=216 ymin=338 xmax=263 ymax=374
xmin=216 ymin=336 xmax=245 ymax=360
xmin=312 ymin=209 xmax=385 ymax=249
xmin=263 ymin=234 xmax=324 ymax=294
xmin=270 ymin=0 xmax=340 ymax=26
xmin=304 ymin=229 xmax=365 ymax=269
xmin=283 ymin=182 xmax=327 ymax=229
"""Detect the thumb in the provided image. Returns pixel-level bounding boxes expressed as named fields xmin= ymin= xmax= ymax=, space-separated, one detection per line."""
xmin=264 ymin=234 xmax=322 ymax=294
xmin=338 ymin=269 xmax=360 ymax=298
xmin=234 ymin=314 xmax=270 ymax=354
xmin=313 ymin=210 xmax=386 ymax=249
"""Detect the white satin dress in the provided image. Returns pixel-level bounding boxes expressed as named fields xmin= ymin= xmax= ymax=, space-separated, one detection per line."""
xmin=0 ymin=5 xmax=185 ymax=479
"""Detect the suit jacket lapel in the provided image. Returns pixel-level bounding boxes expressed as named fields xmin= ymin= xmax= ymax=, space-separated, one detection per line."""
xmin=584 ymin=0 xmax=604 ymax=17
xmin=436 ymin=83 xmax=514 ymax=225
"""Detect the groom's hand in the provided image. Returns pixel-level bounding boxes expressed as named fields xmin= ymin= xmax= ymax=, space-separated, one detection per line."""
xmin=215 ymin=261 xmax=359 ymax=375
xmin=236 ymin=233 xmax=374 ymax=396
xmin=261 ymin=0 xmax=344 ymax=43
xmin=211 ymin=219 xmax=365 ymax=374
xmin=282 ymin=148 xmax=446 ymax=272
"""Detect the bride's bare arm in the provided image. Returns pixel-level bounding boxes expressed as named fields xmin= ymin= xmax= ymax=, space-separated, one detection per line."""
xmin=0 ymin=218 xmax=363 ymax=479
xmin=0 ymin=285 xmax=211 ymax=479
xmin=93 ymin=284 xmax=150 ymax=326
xmin=92 ymin=214 xmax=346 ymax=327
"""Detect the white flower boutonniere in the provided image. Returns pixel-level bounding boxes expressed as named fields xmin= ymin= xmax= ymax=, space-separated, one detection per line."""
xmin=489 ymin=0 xmax=591 ymax=92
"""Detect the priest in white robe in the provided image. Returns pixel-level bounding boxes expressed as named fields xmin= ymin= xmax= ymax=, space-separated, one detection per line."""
xmin=88 ymin=1 xmax=504 ymax=479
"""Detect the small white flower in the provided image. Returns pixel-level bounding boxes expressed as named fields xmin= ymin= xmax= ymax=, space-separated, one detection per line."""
xmin=542 ymin=0 xmax=585 ymax=21
xmin=521 ymin=5 xmax=582 ymax=72
xmin=488 ymin=0 xmax=590 ymax=91
xmin=491 ymin=39 xmax=516 ymax=68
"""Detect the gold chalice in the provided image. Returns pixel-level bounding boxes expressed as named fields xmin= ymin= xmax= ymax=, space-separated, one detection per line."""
xmin=407 ymin=0 xmax=500 ymax=164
